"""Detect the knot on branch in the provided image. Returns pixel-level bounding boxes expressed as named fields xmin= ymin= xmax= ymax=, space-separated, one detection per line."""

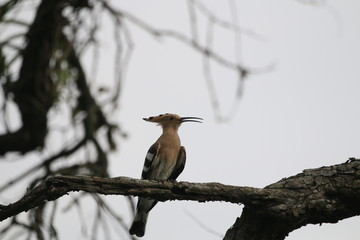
xmin=171 ymin=182 xmax=187 ymax=195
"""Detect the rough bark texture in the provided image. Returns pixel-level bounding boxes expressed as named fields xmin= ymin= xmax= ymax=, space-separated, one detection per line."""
xmin=224 ymin=159 xmax=360 ymax=240
xmin=0 ymin=176 xmax=276 ymax=221
xmin=1 ymin=160 xmax=360 ymax=240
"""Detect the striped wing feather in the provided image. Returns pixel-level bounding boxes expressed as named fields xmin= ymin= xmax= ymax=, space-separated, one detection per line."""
xmin=141 ymin=142 xmax=160 ymax=179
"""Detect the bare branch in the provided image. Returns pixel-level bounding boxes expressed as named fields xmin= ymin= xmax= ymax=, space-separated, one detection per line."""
xmin=224 ymin=159 xmax=360 ymax=240
xmin=187 ymin=0 xmax=199 ymax=43
xmin=103 ymin=2 xmax=251 ymax=73
xmin=191 ymin=0 xmax=265 ymax=41
xmin=0 ymin=174 xmax=284 ymax=222
xmin=1 ymin=159 xmax=360 ymax=240
xmin=0 ymin=137 xmax=87 ymax=193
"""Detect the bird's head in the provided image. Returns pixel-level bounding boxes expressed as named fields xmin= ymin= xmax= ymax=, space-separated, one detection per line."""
xmin=143 ymin=113 xmax=202 ymax=131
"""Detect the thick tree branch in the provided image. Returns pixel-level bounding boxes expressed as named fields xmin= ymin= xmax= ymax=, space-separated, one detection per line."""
xmin=1 ymin=160 xmax=360 ymax=240
xmin=0 ymin=175 xmax=281 ymax=222
xmin=224 ymin=159 xmax=360 ymax=240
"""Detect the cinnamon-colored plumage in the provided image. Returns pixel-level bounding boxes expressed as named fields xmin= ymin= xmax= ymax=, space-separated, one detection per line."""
xmin=129 ymin=113 xmax=202 ymax=237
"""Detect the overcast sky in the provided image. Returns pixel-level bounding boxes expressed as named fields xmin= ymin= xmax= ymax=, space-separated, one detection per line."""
xmin=106 ymin=1 xmax=360 ymax=239
xmin=2 ymin=0 xmax=360 ymax=239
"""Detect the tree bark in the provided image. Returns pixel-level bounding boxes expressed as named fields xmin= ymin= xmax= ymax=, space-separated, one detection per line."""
xmin=1 ymin=159 xmax=360 ymax=240
xmin=224 ymin=159 xmax=360 ymax=240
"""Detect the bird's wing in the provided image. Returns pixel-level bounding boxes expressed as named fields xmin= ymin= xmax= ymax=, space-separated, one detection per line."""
xmin=141 ymin=142 xmax=160 ymax=179
xmin=169 ymin=146 xmax=186 ymax=181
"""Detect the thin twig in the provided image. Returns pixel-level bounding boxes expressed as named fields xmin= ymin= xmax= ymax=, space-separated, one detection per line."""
xmin=191 ymin=0 xmax=266 ymax=41
xmin=184 ymin=209 xmax=223 ymax=238
xmin=0 ymin=138 xmax=87 ymax=193
xmin=187 ymin=0 xmax=199 ymax=43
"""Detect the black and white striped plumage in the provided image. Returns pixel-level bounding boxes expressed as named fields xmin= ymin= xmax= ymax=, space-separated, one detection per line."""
xmin=141 ymin=143 xmax=160 ymax=179
xmin=129 ymin=113 xmax=201 ymax=237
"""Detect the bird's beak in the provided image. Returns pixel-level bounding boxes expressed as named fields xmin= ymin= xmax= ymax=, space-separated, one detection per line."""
xmin=180 ymin=117 xmax=203 ymax=123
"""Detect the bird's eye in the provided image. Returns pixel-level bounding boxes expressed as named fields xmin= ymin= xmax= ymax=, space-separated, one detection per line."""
xmin=169 ymin=116 xmax=173 ymax=120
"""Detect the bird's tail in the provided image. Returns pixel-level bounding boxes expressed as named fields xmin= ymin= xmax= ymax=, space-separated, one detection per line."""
xmin=129 ymin=211 xmax=149 ymax=237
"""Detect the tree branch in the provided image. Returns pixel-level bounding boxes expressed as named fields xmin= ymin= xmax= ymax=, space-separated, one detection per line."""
xmin=224 ymin=159 xmax=360 ymax=240
xmin=0 ymin=175 xmax=286 ymax=222
xmin=1 ymin=160 xmax=360 ymax=240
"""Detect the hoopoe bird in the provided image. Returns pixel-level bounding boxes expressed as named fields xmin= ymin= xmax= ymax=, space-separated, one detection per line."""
xmin=129 ymin=113 xmax=202 ymax=237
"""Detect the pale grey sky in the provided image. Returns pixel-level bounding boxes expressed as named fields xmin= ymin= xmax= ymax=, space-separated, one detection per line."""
xmin=1 ymin=0 xmax=360 ymax=240
xmin=107 ymin=1 xmax=360 ymax=239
